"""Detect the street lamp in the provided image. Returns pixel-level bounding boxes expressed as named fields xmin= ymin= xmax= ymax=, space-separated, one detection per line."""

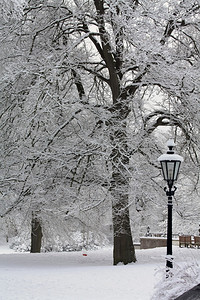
xmin=158 ymin=139 xmax=183 ymax=272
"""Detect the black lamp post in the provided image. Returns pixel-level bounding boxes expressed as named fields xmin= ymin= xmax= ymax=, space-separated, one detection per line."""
xmin=158 ymin=139 xmax=183 ymax=271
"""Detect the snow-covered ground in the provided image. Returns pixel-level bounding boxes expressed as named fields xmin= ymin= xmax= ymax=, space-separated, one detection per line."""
xmin=1 ymin=243 xmax=200 ymax=300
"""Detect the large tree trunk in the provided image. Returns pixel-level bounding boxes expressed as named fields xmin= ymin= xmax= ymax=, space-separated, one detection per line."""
xmin=112 ymin=194 xmax=136 ymax=265
xmin=110 ymin=112 xmax=136 ymax=265
xmin=93 ymin=0 xmax=136 ymax=265
xmin=31 ymin=213 xmax=42 ymax=253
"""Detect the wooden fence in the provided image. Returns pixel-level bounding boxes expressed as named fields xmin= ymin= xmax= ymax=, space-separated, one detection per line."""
xmin=179 ymin=235 xmax=200 ymax=248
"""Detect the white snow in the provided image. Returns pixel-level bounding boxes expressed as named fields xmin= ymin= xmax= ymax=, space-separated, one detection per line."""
xmin=158 ymin=153 xmax=184 ymax=162
xmin=166 ymin=139 xmax=176 ymax=148
xmin=1 ymin=244 xmax=200 ymax=300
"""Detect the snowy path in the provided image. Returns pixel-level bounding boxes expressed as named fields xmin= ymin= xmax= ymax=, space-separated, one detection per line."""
xmin=0 ymin=246 xmax=200 ymax=300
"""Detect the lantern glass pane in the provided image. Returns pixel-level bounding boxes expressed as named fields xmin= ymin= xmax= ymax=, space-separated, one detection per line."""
xmin=161 ymin=161 xmax=168 ymax=180
xmin=173 ymin=161 xmax=181 ymax=181
xmin=167 ymin=162 xmax=175 ymax=181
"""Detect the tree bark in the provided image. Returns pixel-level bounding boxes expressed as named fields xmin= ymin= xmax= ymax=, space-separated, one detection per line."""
xmin=31 ymin=213 xmax=42 ymax=253
xmin=110 ymin=110 xmax=136 ymax=265
xmin=112 ymin=194 xmax=136 ymax=265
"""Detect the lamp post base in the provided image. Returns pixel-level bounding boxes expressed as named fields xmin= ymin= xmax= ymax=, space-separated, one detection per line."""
xmin=166 ymin=258 xmax=173 ymax=269
xmin=166 ymin=254 xmax=173 ymax=278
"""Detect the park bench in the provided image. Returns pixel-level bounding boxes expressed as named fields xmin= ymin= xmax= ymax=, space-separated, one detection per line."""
xmin=179 ymin=235 xmax=192 ymax=247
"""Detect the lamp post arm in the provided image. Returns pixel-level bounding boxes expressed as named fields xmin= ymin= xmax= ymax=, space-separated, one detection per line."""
xmin=164 ymin=185 xmax=177 ymax=197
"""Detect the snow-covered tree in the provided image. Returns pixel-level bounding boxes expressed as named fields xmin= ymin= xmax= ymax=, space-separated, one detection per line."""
xmin=1 ymin=0 xmax=200 ymax=263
